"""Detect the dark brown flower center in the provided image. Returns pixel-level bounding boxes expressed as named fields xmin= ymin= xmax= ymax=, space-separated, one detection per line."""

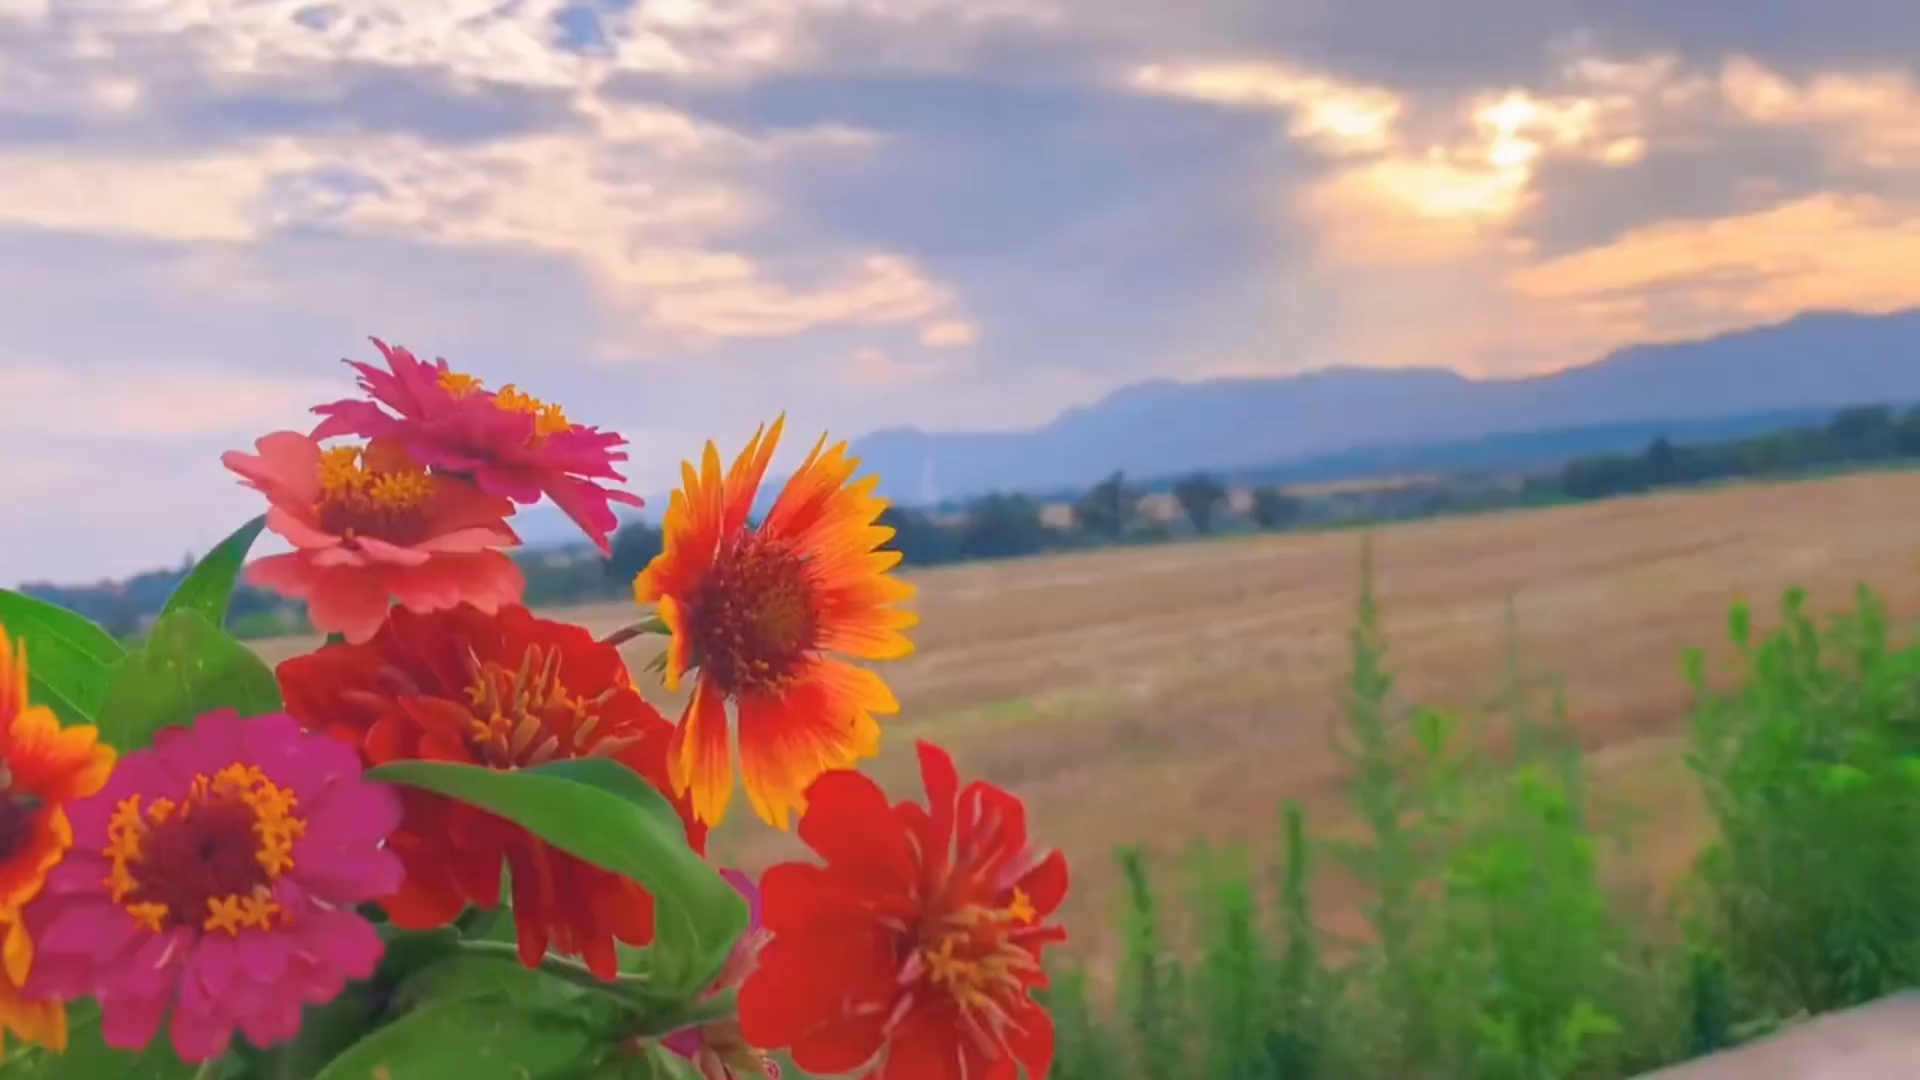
xmin=0 ymin=791 xmax=41 ymax=865
xmin=692 ymin=538 xmax=818 ymax=696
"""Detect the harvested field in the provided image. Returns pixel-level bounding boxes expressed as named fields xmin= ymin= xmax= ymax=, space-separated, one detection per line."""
xmin=252 ymin=471 xmax=1920 ymax=974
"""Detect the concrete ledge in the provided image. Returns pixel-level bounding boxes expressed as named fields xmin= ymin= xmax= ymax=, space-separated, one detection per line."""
xmin=1638 ymin=994 xmax=1920 ymax=1080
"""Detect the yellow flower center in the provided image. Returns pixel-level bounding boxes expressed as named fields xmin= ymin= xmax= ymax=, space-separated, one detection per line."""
xmin=104 ymin=764 xmax=306 ymax=936
xmin=437 ymin=369 xmax=485 ymax=398
xmin=919 ymin=888 xmax=1039 ymax=1010
xmin=315 ymin=441 xmax=436 ymax=542
xmin=460 ymin=645 xmax=613 ymax=769
xmin=494 ymin=384 xmax=572 ymax=438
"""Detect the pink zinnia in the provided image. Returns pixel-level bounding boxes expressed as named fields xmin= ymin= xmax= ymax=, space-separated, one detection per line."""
xmin=21 ymin=711 xmax=403 ymax=1063
xmin=310 ymin=338 xmax=644 ymax=554
xmin=222 ymin=431 xmax=525 ymax=643
xmin=660 ymin=869 xmax=781 ymax=1080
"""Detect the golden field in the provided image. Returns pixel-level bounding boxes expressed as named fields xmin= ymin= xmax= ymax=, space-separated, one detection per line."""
xmin=252 ymin=470 xmax=1920 ymax=972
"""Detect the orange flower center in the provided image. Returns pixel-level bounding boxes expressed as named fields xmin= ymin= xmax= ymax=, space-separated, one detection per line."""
xmin=494 ymin=384 xmax=572 ymax=438
xmin=461 ymin=645 xmax=622 ymax=768
xmin=434 ymin=367 xmax=570 ymax=438
xmin=692 ymin=538 xmax=819 ymax=696
xmin=917 ymin=889 xmax=1039 ymax=1010
xmin=315 ymin=441 xmax=436 ymax=544
xmin=104 ymin=764 xmax=305 ymax=936
xmin=437 ymin=369 xmax=484 ymax=398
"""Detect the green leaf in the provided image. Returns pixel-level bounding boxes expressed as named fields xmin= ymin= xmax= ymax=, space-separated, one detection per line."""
xmin=364 ymin=758 xmax=748 ymax=995
xmin=244 ymin=984 xmax=385 ymax=1080
xmin=94 ymin=608 xmax=283 ymax=751
xmin=160 ymin=516 xmax=268 ymax=628
xmin=312 ymin=998 xmax=609 ymax=1080
xmin=0 ymin=999 xmax=196 ymax=1079
xmin=0 ymin=588 xmax=126 ymax=724
xmin=394 ymin=950 xmax=608 ymax=1012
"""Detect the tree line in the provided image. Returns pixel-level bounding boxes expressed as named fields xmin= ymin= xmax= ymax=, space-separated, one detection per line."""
xmin=26 ymin=402 xmax=1920 ymax=636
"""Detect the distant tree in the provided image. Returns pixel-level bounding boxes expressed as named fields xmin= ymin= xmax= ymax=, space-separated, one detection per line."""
xmin=1250 ymin=487 xmax=1305 ymax=530
xmin=1644 ymin=436 xmax=1681 ymax=485
xmin=1173 ymin=473 xmax=1230 ymax=534
xmin=878 ymin=506 xmax=962 ymax=567
xmin=1902 ymin=406 xmax=1920 ymax=455
xmin=1827 ymin=404 xmax=1901 ymax=459
xmin=605 ymin=521 xmax=664 ymax=582
xmin=1073 ymin=471 xmax=1140 ymax=541
xmin=960 ymin=493 xmax=1050 ymax=559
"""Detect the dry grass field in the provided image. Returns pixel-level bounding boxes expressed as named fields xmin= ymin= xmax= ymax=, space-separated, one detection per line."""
xmin=252 ymin=470 xmax=1920 ymax=973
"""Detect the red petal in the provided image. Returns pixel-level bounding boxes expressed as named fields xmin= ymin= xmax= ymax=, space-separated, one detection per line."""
xmin=738 ymin=923 xmax=896 ymax=1051
xmin=1018 ymin=849 xmax=1070 ymax=919
xmin=796 ymin=770 xmax=917 ymax=889
xmin=876 ymin=1004 xmax=966 ymax=1080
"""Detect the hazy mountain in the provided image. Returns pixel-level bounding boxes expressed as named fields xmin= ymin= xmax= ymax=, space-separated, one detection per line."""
xmin=846 ymin=309 xmax=1920 ymax=504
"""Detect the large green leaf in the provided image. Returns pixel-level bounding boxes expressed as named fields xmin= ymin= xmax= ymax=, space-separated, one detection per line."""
xmin=0 ymin=1000 xmax=196 ymax=1080
xmin=311 ymin=997 xmax=610 ymax=1080
xmin=0 ymin=589 xmax=126 ymax=724
xmin=239 ymin=985 xmax=384 ymax=1080
xmin=365 ymin=758 xmax=748 ymax=995
xmin=160 ymin=515 xmax=268 ymax=628
xmin=393 ymin=950 xmax=610 ymax=1013
xmin=94 ymin=608 xmax=283 ymax=751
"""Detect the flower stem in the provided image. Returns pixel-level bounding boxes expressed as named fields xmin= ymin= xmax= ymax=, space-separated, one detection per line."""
xmin=599 ymin=615 xmax=668 ymax=648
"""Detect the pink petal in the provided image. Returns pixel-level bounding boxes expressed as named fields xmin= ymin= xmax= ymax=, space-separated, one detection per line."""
xmin=98 ymin=986 xmax=171 ymax=1055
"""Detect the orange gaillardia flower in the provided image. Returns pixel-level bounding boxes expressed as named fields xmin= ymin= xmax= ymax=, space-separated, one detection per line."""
xmin=0 ymin=626 xmax=116 ymax=1054
xmin=276 ymin=604 xmax=707 ymax=979
xmin=634 ymin=416 xmax=917 ymax=830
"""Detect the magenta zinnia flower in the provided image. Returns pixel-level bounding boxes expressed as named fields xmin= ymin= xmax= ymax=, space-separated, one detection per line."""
xmin=22 ymin=710 xmax=403 ymax=1062
xmin=311 ymin=338 xmax=644 ymax=554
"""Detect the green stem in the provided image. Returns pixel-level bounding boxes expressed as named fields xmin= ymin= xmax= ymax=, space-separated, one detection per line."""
xmin=631 ymin=989 xmax=740 ymax=1038
xmin=599 ymin=615 xmax=669 ymax=648
xmin=194 ymin=1056 xmax=227 ymax=1080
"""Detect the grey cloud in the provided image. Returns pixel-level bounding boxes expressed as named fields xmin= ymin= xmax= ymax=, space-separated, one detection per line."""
xmin=1519 ymin=126 xmax=1842 ymax=257
xmin=0 ymin=26 xmax=583 ymax=152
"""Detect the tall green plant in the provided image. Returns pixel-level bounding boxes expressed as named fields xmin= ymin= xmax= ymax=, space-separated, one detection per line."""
xmin=1685 ymin=585 xmax=1920 ymax=1018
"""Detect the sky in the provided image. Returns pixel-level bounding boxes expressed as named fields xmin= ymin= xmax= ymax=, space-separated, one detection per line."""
xmin=6 ymin=0 xmax=1920 ymax=585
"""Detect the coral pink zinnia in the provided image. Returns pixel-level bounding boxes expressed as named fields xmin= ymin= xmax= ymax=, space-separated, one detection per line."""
xmin=222 ymin=431 xmax=524 ymax=643
xmin=310 ymin=338 xmax=644 ymax=554
xmin=22 ymin=710 xmax=403 ymax=1063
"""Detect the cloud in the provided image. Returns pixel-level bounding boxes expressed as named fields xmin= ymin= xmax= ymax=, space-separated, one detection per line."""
xmin=9 ymin=0 xmax=1920 ymax=583
xmin=919 ymin=319 xmax=978 ymax=347
xmin=0 ymin=366 xmax=335 ymax=438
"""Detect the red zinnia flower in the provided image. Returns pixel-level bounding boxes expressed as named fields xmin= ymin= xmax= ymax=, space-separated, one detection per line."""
xmin=636 ymin=415 xmax=916 ymax=830
xmin=311 ymin=338 xmax=644 ymax=554
xmin=737 ymin=742 xmax=1069 ymax=1080
xmin=275 ymin=603 xmax=706 ymax=979
xmin=222 ymin=431 xmax=524 ymax=644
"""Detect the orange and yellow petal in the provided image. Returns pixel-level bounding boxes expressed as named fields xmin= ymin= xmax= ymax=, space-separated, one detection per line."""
xmin=736 ymin=659 xmax=894 ymax=831
xmin=657 ymin=595 xmax=694 ymax=694
xmin=670 ymin=681 xmax=736 ymax=827
xmin=0 ymin=985 xmax=66 ymax=1055
xmin=5 ymin=705 xmax=114 ymax=806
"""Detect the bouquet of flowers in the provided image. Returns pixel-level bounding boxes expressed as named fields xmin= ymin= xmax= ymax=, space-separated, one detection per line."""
xmin=0 ymin=340 xmax=1070 ymax=1080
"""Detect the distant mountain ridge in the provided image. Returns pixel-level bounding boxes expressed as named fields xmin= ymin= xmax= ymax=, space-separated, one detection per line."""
xmin=844 ymin=309 xmax=1920 ymax=504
